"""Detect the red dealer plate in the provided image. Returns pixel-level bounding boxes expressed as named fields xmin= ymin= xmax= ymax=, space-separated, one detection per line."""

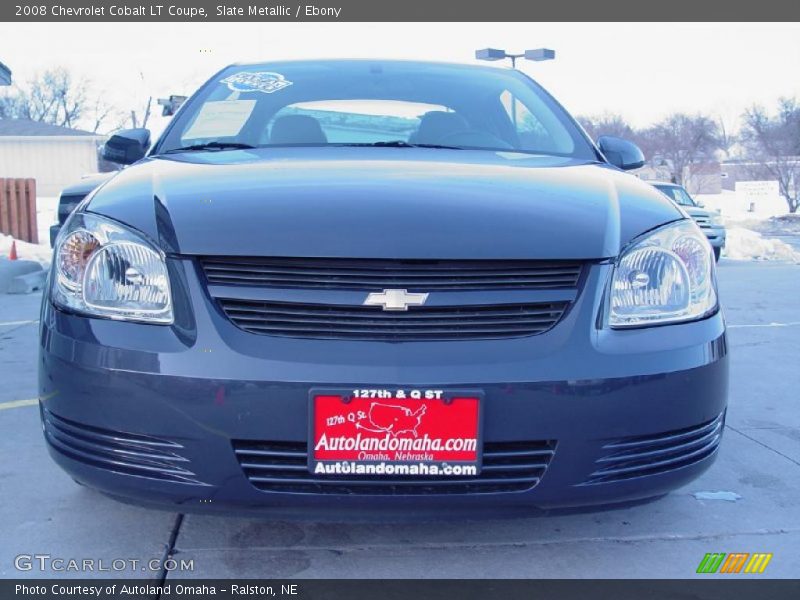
xmin=309 ymin=389 xmax=482 ymax=478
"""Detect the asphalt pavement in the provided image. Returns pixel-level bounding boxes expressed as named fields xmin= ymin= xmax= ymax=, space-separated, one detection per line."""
xmin=1 ymin=259 xmax=798 ymax=579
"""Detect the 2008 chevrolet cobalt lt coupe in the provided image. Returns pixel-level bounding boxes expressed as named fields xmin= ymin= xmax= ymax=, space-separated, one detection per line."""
xmin=39 ymin=60 xmax=727 ymax=516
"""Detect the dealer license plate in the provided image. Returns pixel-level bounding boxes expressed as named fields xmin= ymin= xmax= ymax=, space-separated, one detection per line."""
xmin=309 ymin=389 xmax=482 ymax=478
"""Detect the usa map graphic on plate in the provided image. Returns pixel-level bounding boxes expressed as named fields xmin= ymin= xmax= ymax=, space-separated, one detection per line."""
xmin=357 ymin=403 xmax=428 ymax=437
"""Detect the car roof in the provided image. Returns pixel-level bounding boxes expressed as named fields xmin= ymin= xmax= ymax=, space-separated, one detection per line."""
xmin=650 ymin=181 xmax=681 ymax=187
xmin=228 ymin=58 xmax=514 ymax=75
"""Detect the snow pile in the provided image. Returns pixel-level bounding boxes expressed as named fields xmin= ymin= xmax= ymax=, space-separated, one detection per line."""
xmin=0 ymin=196 xmax=58 ymax=269
xmin=722 ymin=213 xmax=766 ymax=227
xmin=761 ymin=213 xmax=800 ymax=235
xmin=724 ymin=227 xmax=800 ymax=263
xmin=695 ymin=190 xmax=787 ymax=219
xmin=0 ymin=234 xmax=52 ymax=267
xmin=723 ymin=212 xmax=800 ymax=235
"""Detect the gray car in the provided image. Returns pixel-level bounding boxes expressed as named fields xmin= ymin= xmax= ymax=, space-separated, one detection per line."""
xmin=652 ymin=182 xmax=726 ymax=261
xmin=38 ymin=61 xmax=727 ymax=516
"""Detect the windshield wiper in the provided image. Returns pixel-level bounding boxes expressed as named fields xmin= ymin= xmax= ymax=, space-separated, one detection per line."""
xmin=163 ymin=141 xmax=257 ymax=154
xmin=333 ymin=141 xmax=463 ymax=150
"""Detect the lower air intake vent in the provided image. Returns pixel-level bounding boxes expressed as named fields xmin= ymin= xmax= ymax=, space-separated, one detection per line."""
xmin=232 ymin=439 xmax=557 ymax=495
xmin=583 ymin=413 xmax=724 ymax=484
xmin=43 ymin=409 xmax=201 ymax=484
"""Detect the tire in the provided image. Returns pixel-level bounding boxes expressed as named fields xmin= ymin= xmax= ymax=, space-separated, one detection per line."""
xmin=713 ymin=247 xmax=721 ymax=262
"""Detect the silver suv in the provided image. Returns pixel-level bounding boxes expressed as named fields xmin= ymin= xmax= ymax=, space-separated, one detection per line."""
xmin=652 ymin=182 xmax=726 ymax=261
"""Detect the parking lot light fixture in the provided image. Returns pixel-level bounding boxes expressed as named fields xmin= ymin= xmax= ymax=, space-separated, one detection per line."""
xmin=524 ymin=48 xmax=556 ymax=62
xmin=475 ymin=48 xmax=508 ymax=62
xmin=475 ymin=48 xmax=555 ymax=68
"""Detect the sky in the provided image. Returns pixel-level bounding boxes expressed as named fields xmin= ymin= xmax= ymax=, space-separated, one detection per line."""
xmin=1 ymin=22 xmax=799 ymax=136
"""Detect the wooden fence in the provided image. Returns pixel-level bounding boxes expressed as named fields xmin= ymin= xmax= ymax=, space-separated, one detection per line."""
xmin=0 ymin=178 xmax=38 ymax=244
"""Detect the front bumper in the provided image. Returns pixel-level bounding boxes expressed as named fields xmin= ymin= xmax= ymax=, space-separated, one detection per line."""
xmin=49 ymin=224 xmax=61 ymax=248
xmin=38 ymin=259 xmax=729 ymax=517
xmin=702 ymin=226 xmax=726 ymax=248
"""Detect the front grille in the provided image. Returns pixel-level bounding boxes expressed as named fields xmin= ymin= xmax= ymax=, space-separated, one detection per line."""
xmin=218 ymin=299 xmax=568 ymax=340
xmin=233 ymin=439 xmax=557 ymax=495
xmin=201 ymin=257 xmax=583 ymax=291
xmin=582 ymin=413 xmax=724 ymax=484
xmin=692 ymin=215 xmax=711 ymax=229
xmin=43 ymin=409 xmax=201 ymax=484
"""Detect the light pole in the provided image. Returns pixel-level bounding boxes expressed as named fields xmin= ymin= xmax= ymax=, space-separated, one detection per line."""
xmin=475 ymin=48 xmax=555 ymax=69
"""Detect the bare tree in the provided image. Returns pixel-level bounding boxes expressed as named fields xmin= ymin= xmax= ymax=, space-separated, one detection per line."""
xmin=576 ymin=113 xmax=638 ymax=142
xmin=86 ymin=97 xmax=124 ymax=135
xmin=130 ymin=96 xmax=152 ymax=129
xmin=12 ymin=68 xmax=86 ymax=127
xmin=0 ymin=67 xmax=117 ymax=133
xmin=740 ymin=98 xmax=800 ymax=213
xmin=716 ymin=115 xmax=738 ymax=160
xmin=128 ymin=70 xmax=153 ymax=129
xmin=637 ymin=113 xmax=722 ymax=188
xmin=0 ymin=93 xmax=24 ymax=119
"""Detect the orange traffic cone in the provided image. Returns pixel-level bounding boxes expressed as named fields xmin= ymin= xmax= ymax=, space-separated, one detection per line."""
xmin=9 ymin=240 xmax=18 ymax=261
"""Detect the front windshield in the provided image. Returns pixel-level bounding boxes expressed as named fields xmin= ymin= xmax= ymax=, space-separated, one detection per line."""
xmin=155 ymin=61 xmax=597 ymax=158
xmin=655 ymin=185 xmax=696 ymax=207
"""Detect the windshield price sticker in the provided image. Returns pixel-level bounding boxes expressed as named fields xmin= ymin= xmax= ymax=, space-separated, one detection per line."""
xmin=182 ymin=100 xmax=256 ymax=140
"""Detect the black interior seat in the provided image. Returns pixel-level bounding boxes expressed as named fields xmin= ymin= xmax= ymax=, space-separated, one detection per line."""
xmin=270 ymin=115 xmax=328 ymax=145
xmin=410 ymin=111 xmax=469 ymax=145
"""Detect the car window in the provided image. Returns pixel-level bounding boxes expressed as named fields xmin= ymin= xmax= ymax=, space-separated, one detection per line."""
xmin=258 ymin=100 xmax=451 ymax=145
xmin=499 ymin=90 xmax=574 ymax=154
xmin=157 ymin=62 xmax=597 ymax=159
xmin=656 ymin=186 xmax=696 ymax=207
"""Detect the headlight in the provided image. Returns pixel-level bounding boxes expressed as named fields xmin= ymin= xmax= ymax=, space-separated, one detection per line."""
xmin=709 ymin=213 xmax=724 ymax=227
xmin=607 ymin=219 xmax=717 ymax=328
xmin=52 ymin=212 xmax=173 ymax=324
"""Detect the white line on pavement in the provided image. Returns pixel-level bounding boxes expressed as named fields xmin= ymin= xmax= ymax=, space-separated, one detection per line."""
xmin=0 ymin=398 xmax=39 ymax=411
xmin=0 ymin=320 xmax=39 ymax=327
xmin=728 ymin=321 xmax=800 ymax=329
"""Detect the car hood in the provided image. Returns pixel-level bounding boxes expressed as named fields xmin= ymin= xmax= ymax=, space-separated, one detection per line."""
xmin=86 ymin=148 xmax=682 ymax=260
xmin=683 ymin=206 xmax=716 ymax=219
xmin=61 ymin=172 xmax=115 ymax=197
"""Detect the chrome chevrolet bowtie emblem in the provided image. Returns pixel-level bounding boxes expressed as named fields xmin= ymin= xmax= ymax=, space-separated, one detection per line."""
xmin=363 ymin=289 xmax=429 ymax=311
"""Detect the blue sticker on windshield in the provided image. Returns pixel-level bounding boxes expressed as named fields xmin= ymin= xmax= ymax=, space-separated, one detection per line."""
xmin=221 ymin=71 xmax=293 ymax=94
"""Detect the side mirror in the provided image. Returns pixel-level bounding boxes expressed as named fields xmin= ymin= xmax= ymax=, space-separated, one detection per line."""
xmin=102 ymin=128 xmax=150 ymax=165
xmin=597 ymin=136 xmax=645 ymax=171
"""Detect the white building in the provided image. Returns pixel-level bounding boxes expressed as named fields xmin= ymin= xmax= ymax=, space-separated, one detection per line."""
xmin=0 ymin=119 xmax=103 ymax=195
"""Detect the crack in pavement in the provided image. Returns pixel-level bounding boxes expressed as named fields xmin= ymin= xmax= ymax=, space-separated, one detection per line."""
xmin=0 ymin=322 xmax=38 ymax=338
xmin=155 ymin=513 xmax=185 ymax=589
xmin=174 ymin=527 xmax=800 ymax=554
xmin=725 ymin=425 xmax=800 ymax=468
